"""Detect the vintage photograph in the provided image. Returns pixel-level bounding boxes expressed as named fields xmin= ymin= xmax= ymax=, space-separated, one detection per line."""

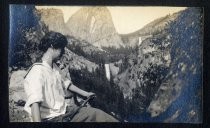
xmin=8 ymin=5 xmax=203 ymax=123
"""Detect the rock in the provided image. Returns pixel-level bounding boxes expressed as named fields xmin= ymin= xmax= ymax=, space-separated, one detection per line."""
xmin=37 ymin=8 xmax=68 ymax=35
xmin=164 ymin=110 xmax=181 ymax=122
xmin=147 ymin=79 xmax=182 ymax=117
xmin=9 ymin=70 xmax=28 ymax=104
xmin=66 ymin=7 xmax=124 ymax=48
xmin=147 ymin=8 xmax=202 ymax=123
xmin=9 ymin=70 xmax=27 ymax=88
xmin=115 ymin=34 xmax=171 ymax=99
xmin=9 ymin=70 xmax=30 ymax=122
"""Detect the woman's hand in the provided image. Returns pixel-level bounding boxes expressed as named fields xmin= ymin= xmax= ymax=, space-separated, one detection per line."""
xmin=85 ymin=92 xmax=96 ymax=98
xmin=55 ymin=62 xmax=71 ymax=80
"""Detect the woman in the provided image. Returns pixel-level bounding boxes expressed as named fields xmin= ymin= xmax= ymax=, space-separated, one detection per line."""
xmin=24 ymin=31 xmax=118 ymax=122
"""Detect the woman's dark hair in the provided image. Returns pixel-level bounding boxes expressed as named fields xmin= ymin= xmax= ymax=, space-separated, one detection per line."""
xmin=39 ymin=31 xmax=68 ymax=52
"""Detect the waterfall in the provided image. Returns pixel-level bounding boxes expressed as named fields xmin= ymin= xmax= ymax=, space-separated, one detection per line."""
xmin=90 ymin=16 xmax=96 ymax=33
xmin=139 ymin=37 xmax=142 ymax=45
xmin=105 ymin=64 xmax=110 ymax=81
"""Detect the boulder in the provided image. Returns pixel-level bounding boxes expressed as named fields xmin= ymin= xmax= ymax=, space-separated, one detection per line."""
xmin=9 ymin=70 xmax=30 ymax=122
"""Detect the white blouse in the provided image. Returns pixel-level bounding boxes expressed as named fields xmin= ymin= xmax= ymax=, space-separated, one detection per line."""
xmin=24 ymin=61 xmax=71 ymax=119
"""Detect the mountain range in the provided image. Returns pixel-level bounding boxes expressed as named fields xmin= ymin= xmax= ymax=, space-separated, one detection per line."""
xmin=38 ymin=7 xmax=124 ymax=48
xmin=38 ymin=7 xmax=181 ymax=49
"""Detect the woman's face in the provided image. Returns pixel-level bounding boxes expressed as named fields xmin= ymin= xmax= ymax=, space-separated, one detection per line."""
xmin=54 ymin=47 xmax=65 ymax=61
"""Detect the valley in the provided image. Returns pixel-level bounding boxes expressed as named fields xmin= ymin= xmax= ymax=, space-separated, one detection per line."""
xmin=9 ymin=6 xmax=203 ymax=123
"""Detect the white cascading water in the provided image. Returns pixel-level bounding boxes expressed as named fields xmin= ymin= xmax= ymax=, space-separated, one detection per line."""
xmin=139 ymin=37 xmax=142 ymax=45
xmin=105 ymin=64 xmax=110 ymax=81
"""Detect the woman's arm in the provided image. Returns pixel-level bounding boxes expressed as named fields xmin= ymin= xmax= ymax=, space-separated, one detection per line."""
xmin=68 ymin=84 xmax=95 ymax=98
xmin=58 ymin=64 xmax=95 ymax=98
xmin=31 ymin=102 xmax=41 ymax=122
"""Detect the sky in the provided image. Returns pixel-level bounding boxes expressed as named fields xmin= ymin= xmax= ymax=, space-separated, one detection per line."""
xmin=36 ymin=6 xmax=186 ymax=34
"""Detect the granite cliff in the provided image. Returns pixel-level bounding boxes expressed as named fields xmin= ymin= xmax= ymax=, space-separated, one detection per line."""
xmin=37 ymin=8 xmax=68 ymax=35
xmin=66 ymin=7 xmax=124 ymax=48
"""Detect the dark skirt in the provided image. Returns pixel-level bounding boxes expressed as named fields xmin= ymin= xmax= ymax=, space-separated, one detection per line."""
xmin=42 ymin=105 xmax=119 ymax=122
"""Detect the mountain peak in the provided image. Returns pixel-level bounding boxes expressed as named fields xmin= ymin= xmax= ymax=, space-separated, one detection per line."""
xmin=66 ymin=7 xmax=124 ymax=48
xmin=37 ymin=8 xmax=68 ymax=35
